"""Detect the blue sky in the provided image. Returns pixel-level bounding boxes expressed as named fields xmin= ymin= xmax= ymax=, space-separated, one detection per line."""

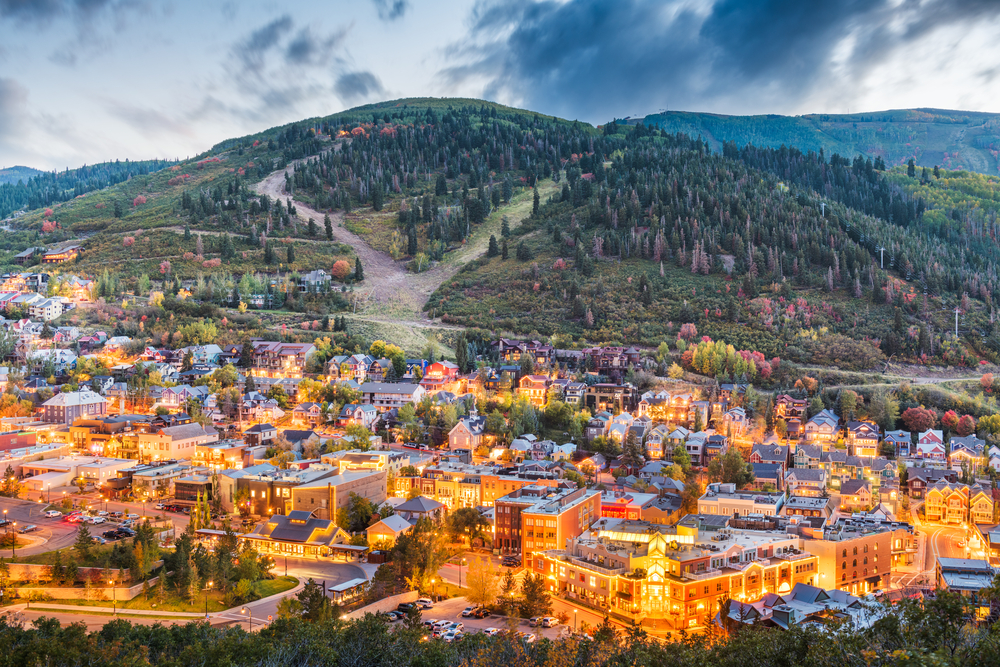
xmin=2 ymin=0 xmax=1000 ymax=170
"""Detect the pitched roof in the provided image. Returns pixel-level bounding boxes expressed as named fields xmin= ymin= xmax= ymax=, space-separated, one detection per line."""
xmin=43 ymin=390 xmax=106 ymax=407
xmin=395 ymin=495 xmax=444 ymax=513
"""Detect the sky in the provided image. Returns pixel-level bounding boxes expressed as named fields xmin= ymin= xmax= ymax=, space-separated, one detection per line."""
xmin=2 ymin=0 xmax=1000 ymax=170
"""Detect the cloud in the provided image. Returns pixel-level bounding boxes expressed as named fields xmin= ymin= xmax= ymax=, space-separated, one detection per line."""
xmin=0 ymin=77 xmax=29 ymax=143
xmin=285 ymin=26 xmax=348 ymax=67
xmin=372 ymin=0 xmax=408 ymax=21
xmin=234 ymin=14 xmax=294 ymax=76
xmin=439 ymin=0 xmax=1000 ymax=122
xmin=334 ymin=71 xmax=385 ymax=104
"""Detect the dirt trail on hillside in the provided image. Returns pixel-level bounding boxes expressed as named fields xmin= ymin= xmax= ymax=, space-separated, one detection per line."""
xmin=253 ymin=160 xmax=554 ymax=323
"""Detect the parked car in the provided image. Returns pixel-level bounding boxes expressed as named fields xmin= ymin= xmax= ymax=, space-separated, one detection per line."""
xmin=528 ymin=617 xmax=542 ymax=627
xmin=442 ymin=631 xmax=462 ymax=643
xmin=501 ymin=556 xmax=521 ymax=567
xmin=449 ymin=622 xmax=464 ymax=633
xmin=154 ymin=503 xmax=165 ymax=510
xmin=109 ymin=511 xmax=124 ymax=519
xmin=461 ymin=606 xmax=477 ymax=617
xmin=416 ymin=597 xmax=433 ymax=608
xmin=0 ymin=519 xmax=11 ymax=528
xmin=483 ymin=628 xmax=501 ymax=636
xmin=422 ymin=619 xmax=438 ymax=628
xmin=473 ymin=608 xmax=491 ymax=619
xmin=96 ymin=511 xmax=108 ymax=517
xmin=43 ymin=510 xmax=62 ymax=518
xmin=117 ymin=527 xmax=136 ymax=537
xmin=396 ymin=602 xmax=416 ymax=613
xmin=90 ymin=516 xmax=106 ymax=524
xmin=125 ymin=513 xmax=139 ymax=520
xmin=102 ymin=530 xmax=120 ymax=540
xmin=541 ymin=617 xmax=558 ymax=628
xmin=17 ymin=524 xmax=37 ymax=533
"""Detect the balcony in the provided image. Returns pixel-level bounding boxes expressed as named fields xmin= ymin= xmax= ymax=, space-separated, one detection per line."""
xmin=566 ymin=555 xmax=628 ymax=576
xmin=680 ymin=567 xmax=722 ymax=581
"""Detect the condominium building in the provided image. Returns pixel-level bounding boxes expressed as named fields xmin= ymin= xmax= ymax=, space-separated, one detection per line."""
xmin=495 ymin=485 xmax=600 ymax=556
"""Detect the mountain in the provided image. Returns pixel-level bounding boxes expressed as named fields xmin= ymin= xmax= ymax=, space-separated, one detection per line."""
xmin=638 ymin=108 xmax=1000 ymax=175
xmin=7 ymin=97 xmax=1000 ymax=370
xmin=0 ymin=166 xmax=43 ymax=185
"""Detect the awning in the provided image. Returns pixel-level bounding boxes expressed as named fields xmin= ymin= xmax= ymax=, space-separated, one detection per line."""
xmin=328 ymin=544 xmax=368 ymax=553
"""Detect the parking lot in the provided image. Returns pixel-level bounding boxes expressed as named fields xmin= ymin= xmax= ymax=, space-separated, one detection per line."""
xmin=409 ymin=596 xmax=569 ymax=641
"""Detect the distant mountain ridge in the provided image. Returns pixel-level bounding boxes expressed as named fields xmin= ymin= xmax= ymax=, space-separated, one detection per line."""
xmin=637 ymin=107 xmax=1000 ymax=175
xmin=0 ymin=166 xmax=43 ymax=185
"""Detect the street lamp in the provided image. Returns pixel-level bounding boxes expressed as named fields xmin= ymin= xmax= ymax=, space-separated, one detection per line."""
xmin=109 ymin=578 xmax=116 ymax=614
xmin=10 ymin=523 xmax=14 ymax=558
xmin=573 ymin=609 xmax=578 ymax=632
xmin=459 ymin=557 xmax=466 ymax=589
xmin=204 ymin=580 xmax=213 ymax=619
xmin=241 ymin=606 xmax=253 ymax=630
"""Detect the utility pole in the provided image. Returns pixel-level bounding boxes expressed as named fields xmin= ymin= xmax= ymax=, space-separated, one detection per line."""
xmin=878 ymin=246 xmax=885 ymax=270
xmin=955 ymin=307 xmax=961 ymax=338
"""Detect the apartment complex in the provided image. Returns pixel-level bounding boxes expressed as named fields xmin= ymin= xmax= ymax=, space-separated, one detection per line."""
xmin=250 ymin=341 xmax=316 ymax=378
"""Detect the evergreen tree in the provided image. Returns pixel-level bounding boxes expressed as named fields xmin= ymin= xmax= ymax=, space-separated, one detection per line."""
xmin=308 ymin=218 xmax=317 ymax=237
xmin=183 ymin=225 xmax=192 ymax=241
xmin=114 ymin=200 xmax=123 ymax=218
xmin=532 ymin=188 xmax=540 ymax=216
xmin=501 ymin=238 xmax=509 ymax=260
xmin=501 ymin=216 xmax=510 ymax=238
xmin=354 ymin=257 xmax=364 ymax=281
xmin=321 ymin=315 xmax=330 ymax=331
xmin=40 ymin=321 xmax=53 ymax=339
xmin=487 ymin=235 xmax=499 ymax=258
xmin=74 ymin=523 xmax=93 ymax=558
xmin=324 ymin=214 xmax=333 ymax=240
xmin=287 ymin=245 xmax=295 ymax=264
xmin=264 ymin=242 xmax=275 ymax=264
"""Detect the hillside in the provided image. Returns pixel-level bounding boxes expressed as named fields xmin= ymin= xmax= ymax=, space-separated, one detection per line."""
xmin=639 ymin=108 xmax=1000 ymax=175
xmin=0 ymin=166 xmax=43 ymax=185
xmin=6 ymin=97 xmax=1000 ymax=367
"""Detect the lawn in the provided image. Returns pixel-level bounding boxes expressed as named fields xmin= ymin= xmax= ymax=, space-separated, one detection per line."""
xmin=48 ymin=575 xmax=298 ymax=613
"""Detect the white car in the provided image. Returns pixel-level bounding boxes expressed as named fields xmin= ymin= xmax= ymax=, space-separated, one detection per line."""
xmin=125 ymin=513 xmax=139 ymax=520
xmin=416 ymin=597 xmax=433 ymax=608
xmin=520 ymin=633 xmax=536 ymax=644
xmin=461 ymin=606 xmax=476 ymax=617
xmin=442 ymin=631 xmax=462 ymax=643
xmin=541 ymin=617 xmax=558 ymax=628
xmin=155 ymin=504 xmax=165 ymax=510
xmin=43 ymin=510 xmax=61 ymax=518
xmin=96 ymin=511 xmax=109 ymax=517
xmin=449 ymin=622 xmax=464 ymax=632
xmin=483 ymin=628 xmax=501 ymax=636
xmin=90 ymin=516 xmax=106 ymax=524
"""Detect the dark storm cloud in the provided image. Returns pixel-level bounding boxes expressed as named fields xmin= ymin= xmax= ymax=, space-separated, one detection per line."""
xmin=335 ymin=71 xmax=385 ymax=104
xmin=441 ymin=0 xmax=1000 ymax=122
xmin=372 ymin=0 xmax=408 ymax=21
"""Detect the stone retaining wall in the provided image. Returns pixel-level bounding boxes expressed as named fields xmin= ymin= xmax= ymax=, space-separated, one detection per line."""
xmin=343 ymin=590 xmax=418 ymax=620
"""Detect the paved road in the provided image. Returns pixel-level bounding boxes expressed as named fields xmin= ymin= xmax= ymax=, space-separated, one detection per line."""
xmin=893 ymin=521 xmax=970 ymax=590
xmin=0 ymin=497 xmax=78 ymax=556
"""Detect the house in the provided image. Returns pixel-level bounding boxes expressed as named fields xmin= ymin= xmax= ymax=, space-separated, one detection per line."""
xmin=449 ymin=412 xmax=486 ymax=450
xmin=338 ymin=403 xmax=378 ymax=429
xmin=298 ymin=269 xmax=332 ymax=293
xmin=160 ymin=385 xmax=210 ymax=408
xmin=793 ymin=444 xmax=824 ymax=469
xmin=804 ymin=410 xmax=840 ymax=443
xmin=250 ymin=341 xmax=316 ymax=378
xmin=702 ymin=434 xmax=728 ymax=465
xmin=644 ymin=424 xmax=670 ymax=460
xmin=846 ymin=421 xmax=880 ymax=458
xmin=494 ymin=338 xmax=554 ymax=365
xmin=292 ymin=402 xmax=323 ymax=427
xmin=839 ymin=479 xmax=872 ymax=512
xmin=41 ymin=390 xmax=107 ymax=426
xmin=517 ymin=375 xmax=551 ymax=407
xmin=749 ymin=463 xmax=783 ymax=491
xmin=784 ymin=468 xmax=828 ymax=496
xmin=775 ymin=394 xmax=807 ymax=419
xmin=721 ymin=407 xmax=748 ymax=436
xmin=394 ymin=495 xmax=445 ymax=522
xmin=244 ymin=423 xmax=278 ymax=446
xmin=884 ymin=430 xmax=912 ymax=457
xmin=563 ymin=382 xmax=586 ymax=405
xmin=366 ymin=514 xmax=413 ymax=547
xmin=358 ymin=382 xmax=426 ymax=412
xmin=29 ymin=298 xmax=63 ymax=321
xmin=915 ymin=430 xmax=945 ymax=460
xmin=925 ymin=481 xmax=994 ymax=525
xmin=907 ymin=467 xmax=957 ymax=499
xmin=128 ymin=423 xmax=219 ymax=461
xmin=949 ymin=435 xmax=986 ymax=469
xmin=41 ymin=245 xmax=82 ymax=263
xmin=749 ymin=443 xmax=790 ymax=475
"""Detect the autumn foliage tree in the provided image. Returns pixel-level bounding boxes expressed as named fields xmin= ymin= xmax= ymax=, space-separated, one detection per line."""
xmin=901 ymin=407 xmax=936 ymax=432
xmin=133 ymin=195 xmax=147 ymax=207
xmin=331 ymin=260 xmax=352 ymax=280
xmin=956 ymin=414 xmax=976 ymax=437
xmin=941 ymin=410 xmax=960 ymax=432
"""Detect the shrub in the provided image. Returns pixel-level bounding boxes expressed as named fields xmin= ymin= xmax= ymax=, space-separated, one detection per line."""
xmin=331 ymin=260 xmax=351 ymax=280
xmin=133 ymin=195 xmax=147 ymax=207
